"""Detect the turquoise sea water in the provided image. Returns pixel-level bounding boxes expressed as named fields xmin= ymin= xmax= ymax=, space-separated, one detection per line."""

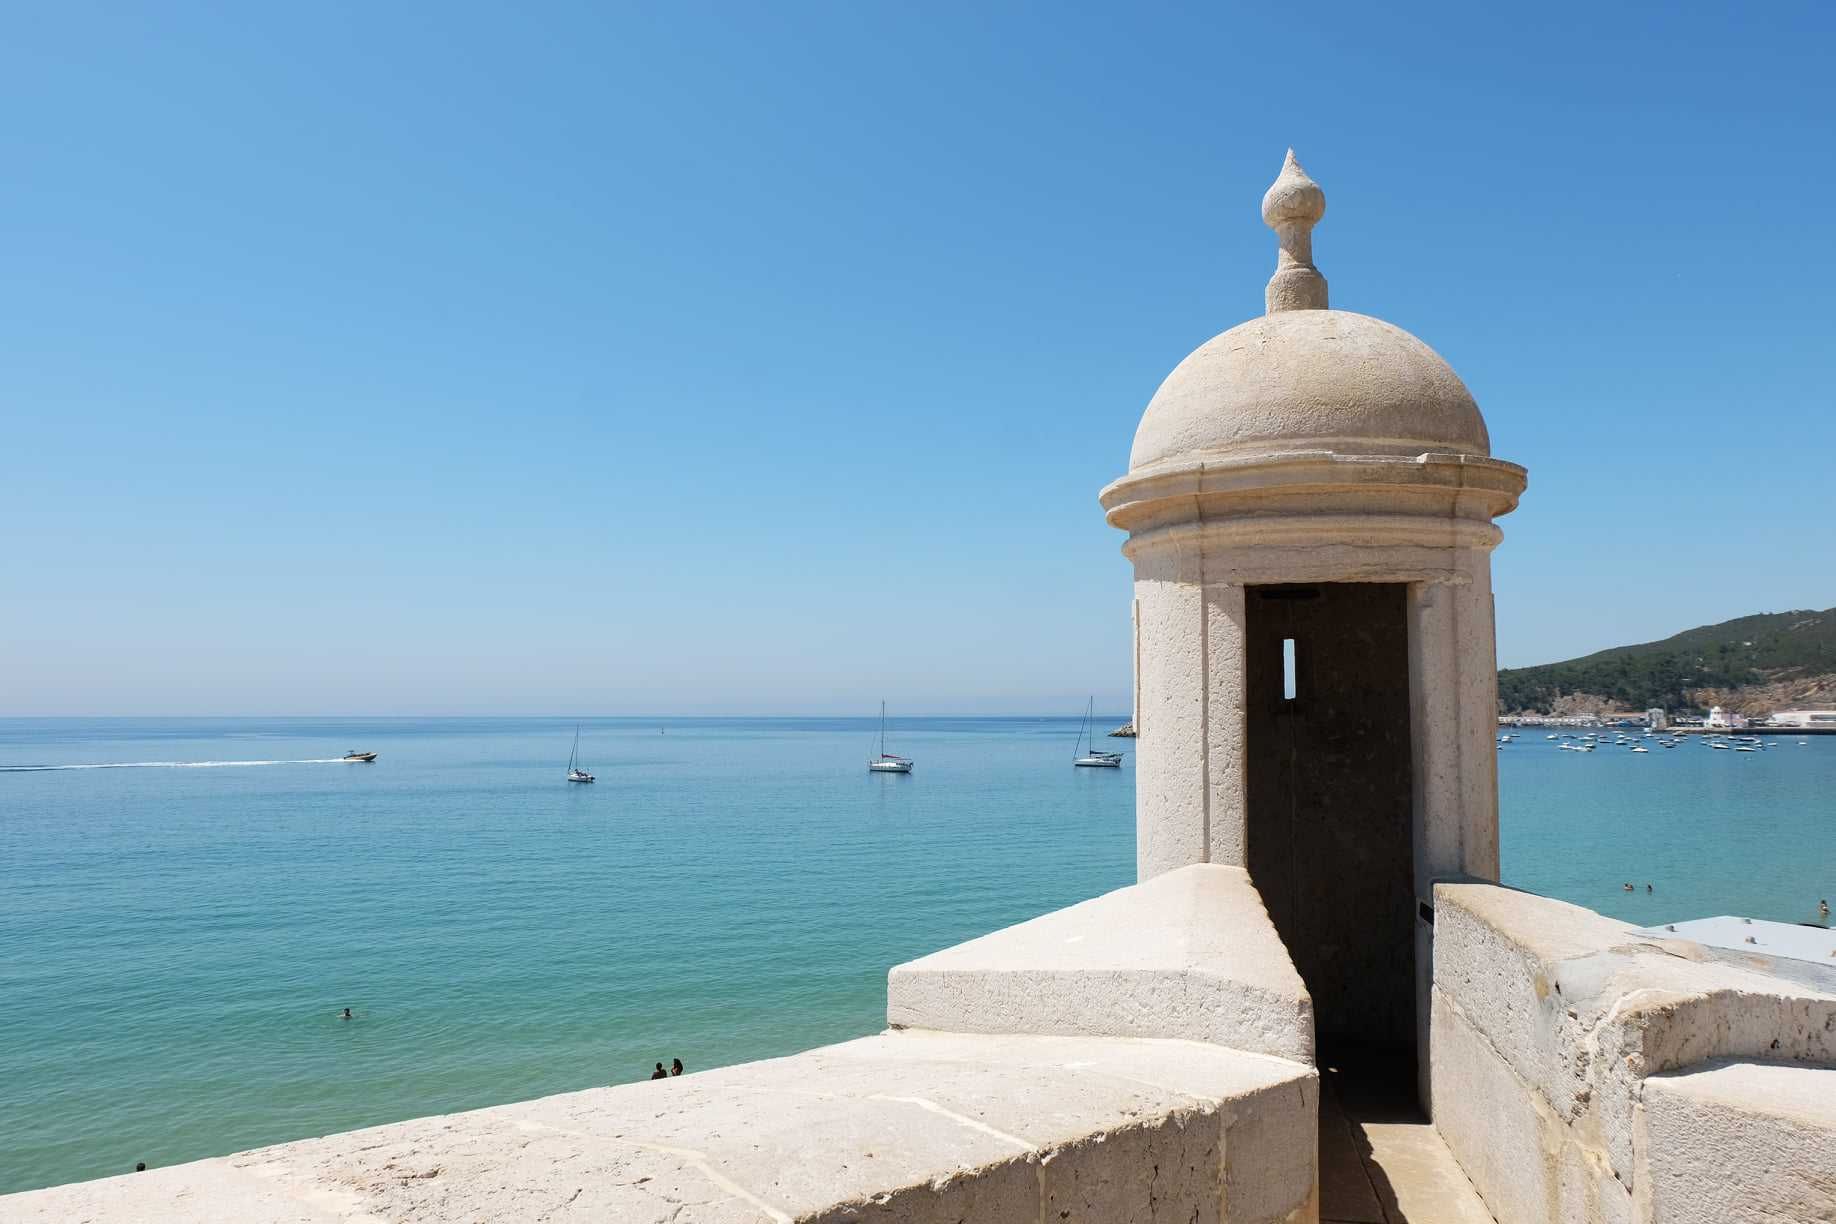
xmin=1 ymin=717 xmax=1831 ymax=1194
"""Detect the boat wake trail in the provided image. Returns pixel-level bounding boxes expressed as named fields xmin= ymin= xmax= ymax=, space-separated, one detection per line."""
xmin=1 ymin=759 xmax=354 ymax=772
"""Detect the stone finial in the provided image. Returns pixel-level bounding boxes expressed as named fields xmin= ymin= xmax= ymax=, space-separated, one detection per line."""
xmin=1261 ymin=149 xmax=1329 ymax=313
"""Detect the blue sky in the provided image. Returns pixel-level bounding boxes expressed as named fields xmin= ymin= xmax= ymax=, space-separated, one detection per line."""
xmin=3 ymin=2 xmax=1832 ymax=715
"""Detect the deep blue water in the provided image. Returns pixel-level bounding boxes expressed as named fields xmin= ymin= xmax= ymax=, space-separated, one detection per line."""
xmin=0 ymin=717 xmax=1830 ymax=1193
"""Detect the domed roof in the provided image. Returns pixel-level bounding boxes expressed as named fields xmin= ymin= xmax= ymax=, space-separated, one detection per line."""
xmin=1128 ymin=309 xmax=1489 ymax=471
xmin=1127 ymin=150 xmax=1490 ymax=473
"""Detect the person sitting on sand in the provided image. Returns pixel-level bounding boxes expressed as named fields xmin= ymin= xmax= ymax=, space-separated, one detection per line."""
xmin=671 ymin=1058 xmax=683 ymax=1076
xmin=650 ymin=1063 xmax=668 ymax=1080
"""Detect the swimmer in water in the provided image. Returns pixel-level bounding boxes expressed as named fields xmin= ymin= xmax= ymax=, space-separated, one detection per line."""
xmin=1821 ymin=899 xmax=1830 ymax=917
xmin=341 ymin=1007 xmax=353 ymax=1020
xmin=1623 ymin=883 xmax=1634 ymax=892
xmin=671 ymin=1058 xmax=683 ymax=1076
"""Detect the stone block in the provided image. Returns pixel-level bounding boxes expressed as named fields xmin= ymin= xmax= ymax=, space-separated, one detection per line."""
xmin=888 ymin=864 xmax=1313 ymax=1063
xmin=1431 ymin=984 xmax=1562 ymax=1223
xmin=1431 ymin=985 xmax=1636 ymax=1224
xmin=1432 ymin=883 xmax=1836 ymax=1220
xmin=1640 ymin=1059 xmax=1836 ymax=1224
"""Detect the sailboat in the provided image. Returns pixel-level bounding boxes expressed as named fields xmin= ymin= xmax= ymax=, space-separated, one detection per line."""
xmin=1074 ymin=697 xmax=1125 ymax=768
xmin=868 ymin=702 xmax=913 ymax=773
xmin=566 ymin=725 xmax=595 ymax=783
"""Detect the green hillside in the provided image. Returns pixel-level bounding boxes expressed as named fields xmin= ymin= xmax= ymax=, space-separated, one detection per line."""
xmin=1497 ymin=608 xmax=1836 ymax=713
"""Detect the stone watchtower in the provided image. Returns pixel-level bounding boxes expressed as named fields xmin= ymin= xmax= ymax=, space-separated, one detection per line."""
xmin=1100 ymin=152 xmax=1526 ymax=1089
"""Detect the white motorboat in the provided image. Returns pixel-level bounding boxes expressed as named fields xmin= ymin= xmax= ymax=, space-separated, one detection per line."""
xmin=566 ymin=725 xmax=595 ymax=783
xmin=1073 ymin=697 xmax=1124 ymax=768
xmin=342 ymin=750 xmax=377 ymax=762
xmin=868 ymin=702 xmax=913 ymax=773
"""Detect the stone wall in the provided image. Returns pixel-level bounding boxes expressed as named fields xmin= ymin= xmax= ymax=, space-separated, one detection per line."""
xmin=1429 ymin=882 xmax=1836 ymax=1224
xmin=2 ymin=1031 xmax=1318 ymax=1224
xmin=1641 ymin=1060 xmax=1836 ymax=1223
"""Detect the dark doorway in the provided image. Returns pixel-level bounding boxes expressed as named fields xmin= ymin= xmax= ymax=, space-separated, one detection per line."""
xmin=1245 ymin=583 xmax=1415 ymax=1065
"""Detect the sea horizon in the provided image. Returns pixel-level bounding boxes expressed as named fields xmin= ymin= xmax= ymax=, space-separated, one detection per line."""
xmin=3 ymin=714 xmax=1829 ymax=1194
xmin=0 ymin=711 xmax=1137 ymax=724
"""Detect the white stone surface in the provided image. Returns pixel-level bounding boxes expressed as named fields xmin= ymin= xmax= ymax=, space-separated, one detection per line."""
xmin=888 ymin=864 xmax=1313 ymax=1062
xmin=1261 ymin=149 xmax=1329 ymax=314
xmin=1640 ymin=1059 xmax=1836 ymax=1223
xmin=1 ymin=1031 xmax=1319 ymax=1224
xmin=1132 ymin=544 xmax=1215 ymax=877
xmin=1131 ymin=152 xmax=1489 ymax=472
xmin=1107 ymin=462 xmax=1523 ymax=903
xmin=1431 ymin=986 xmax=1631 ymax=1224
xmin=1128 ymin=310 xmax=1490 ymax=472
xmin=1431 ymin=882 xmax=1836 ymax=1222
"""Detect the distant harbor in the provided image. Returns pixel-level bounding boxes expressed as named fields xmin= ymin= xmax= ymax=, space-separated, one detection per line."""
xmin=1503 ymin=717 xmax=1836 ymax=736
xmin=1665 ymin=725 xmax=1836 ymax=736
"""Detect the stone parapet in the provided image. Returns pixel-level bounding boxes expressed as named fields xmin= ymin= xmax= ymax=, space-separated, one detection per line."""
xmin=888 ymin=864 xmax=1314 ymax=1062
xmin=1639 ymin=1059 xmax=1836 ymax=1223
xmin=1430 ymin=882 xmax=1836 ymax=1223
xmin=1 ymin=1030 xmax=1319 ymax=1224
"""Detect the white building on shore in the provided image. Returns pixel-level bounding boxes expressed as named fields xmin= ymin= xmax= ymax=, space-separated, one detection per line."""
xmin=1769 ymin=708 xmax=1836 ymax=728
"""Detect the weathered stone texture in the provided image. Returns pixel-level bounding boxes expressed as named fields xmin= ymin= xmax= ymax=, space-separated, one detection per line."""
xmin=888 ymin=864 xmax=1313 ymax=1062
xmin=1432 ymin=882 xmax=1836 ymax=1222
xmin=1 ymin=1031 xmax=1319 ymax=1224
xmin=1639 ymin=1060 xmax=1836 ymax=1223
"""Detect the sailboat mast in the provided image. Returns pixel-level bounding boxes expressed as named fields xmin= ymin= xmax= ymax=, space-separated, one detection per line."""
xmin=880 ymin=701 xmax=887 ymax=757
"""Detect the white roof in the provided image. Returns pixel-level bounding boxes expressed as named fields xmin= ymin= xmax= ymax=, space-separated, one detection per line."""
xmin=1637 ymin=916 xmax=1836 ymax=965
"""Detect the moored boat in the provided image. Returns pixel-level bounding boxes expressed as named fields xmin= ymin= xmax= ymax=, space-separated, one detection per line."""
xmin=1074 ymin=697 xmax=1124 ymax=768
xmin=566 ymin=725 xmax=595 ymax=783
xmin=868 ymin=702 xmax=913 ymax=773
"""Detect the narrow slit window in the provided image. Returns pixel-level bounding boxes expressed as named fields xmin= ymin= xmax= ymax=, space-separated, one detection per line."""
xmin=1282 ymin=638 xmax=1297 ymax=700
